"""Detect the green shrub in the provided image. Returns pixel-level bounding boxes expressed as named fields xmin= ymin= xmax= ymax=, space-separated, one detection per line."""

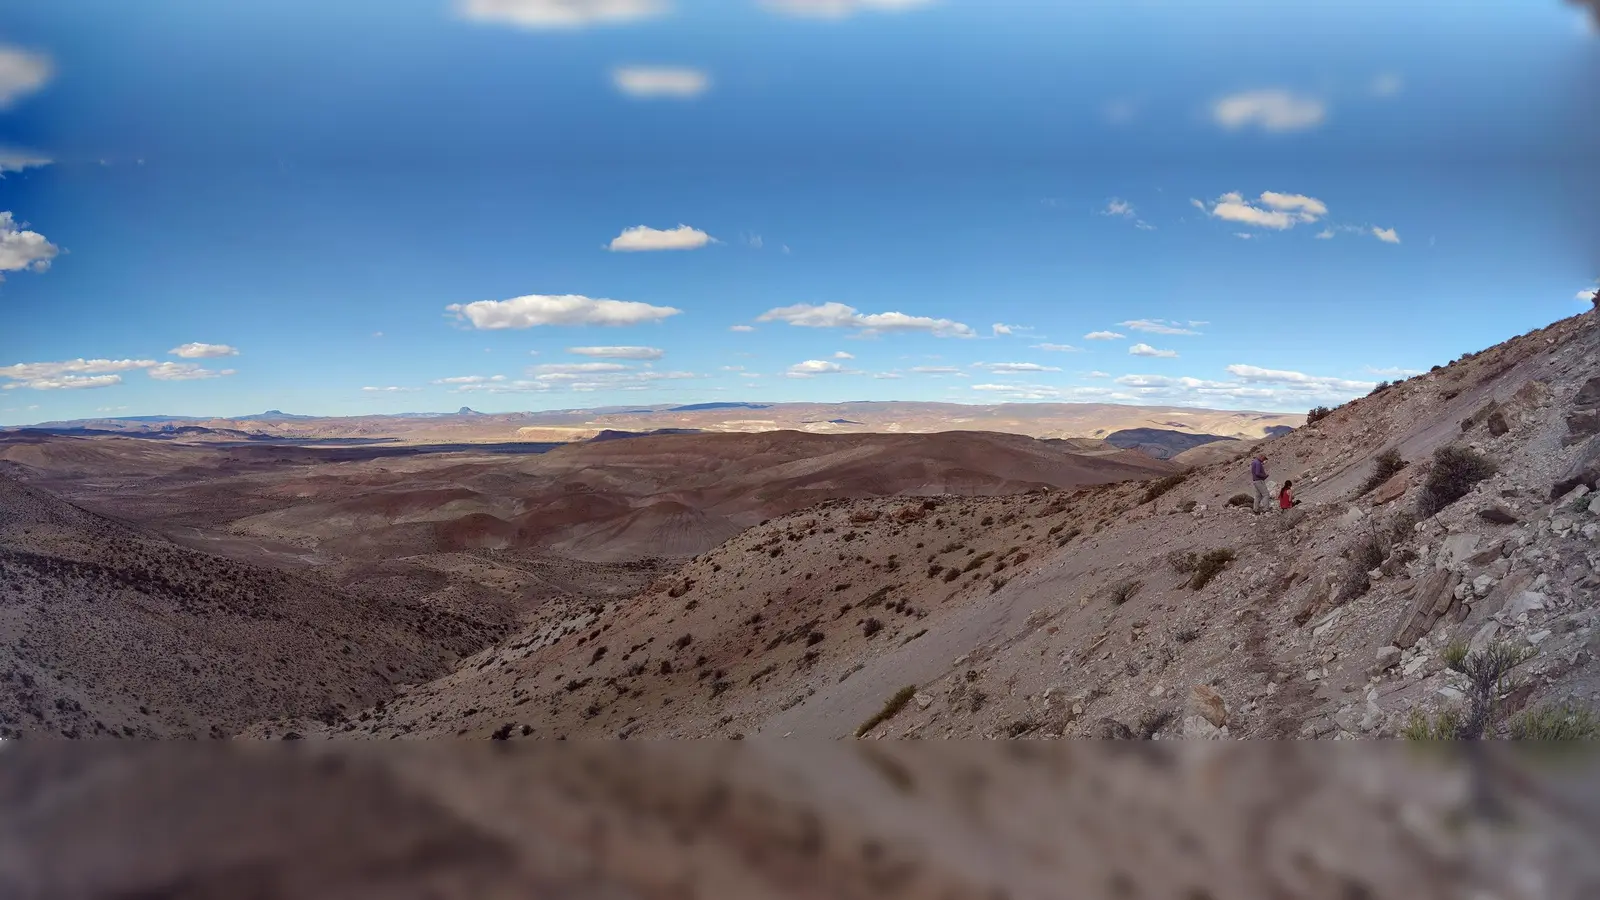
xmin=1306 ymin=405 xmax=1334 ymax=424
xmin=1510 ymin=702 xmax=1600 ymax=740
xmin=1402 ymin=707 xmax=1463 ymax=741
xmin=1142 ymin=474 xmax=1186 ymax=505
xmin=1136 ymin=707 xmax=1178 ymax=739
xmin=856 ymin=685 xmax=918 ymax=737
xmin=1226 ymin=493 xmax=1254 ymax=508
xmin=1417 ymin=445 xmax=1497 ymax=518
xmin=1441 ymin=638 xmax=1469 ymax=672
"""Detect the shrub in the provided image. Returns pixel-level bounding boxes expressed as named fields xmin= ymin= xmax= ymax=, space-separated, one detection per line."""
xmin=856 ymin=685 xmax=918 ymax=737
xmin=806 ymin=631 xmax=826 ymax=646
xmin=1176 ymin=500 xmax=1197 ymax=513
xmin=1142 ymin=474 xmax=1186 ymax=505
xmin=1107 ymin=579 xmax=1142 ymax=606
xmin=1173 ymin=626 xmax=1200 ymax=644
xmin=1135 ymin=707 xmax=1178 ymax=739
xmin=862 ymin=617 xmax=883 ymax=638
xmin=1369 ymin=380 xmax=1392 ymax=396
xmin=1226 ymin=493 xmax=1254 ymax=508
xmin=942 ymin=568 xmax=960 ymax=583
xmin=989 ymin=576 xmax=1009 ymax=593
xmin=1358 ymin=448 xmax=1408 ymax=496
xmin=1168 ymin=550 xmax=1199 ymax=574
xmin=1416 ymin=445 xmax=1497 ymax=518
xmin=1187 ymin=549 xmax=1235 ymax=590
xmin=1455 ymin=641 xmax=1534 ymax=739
xmin=1441 ymin=638 xmax=1469 ymax=672
xmin=1510 ymin=702 xmax=1600 ymax=740
xmin=1306 ymin=405 xmax=1334 ymax=425
xmin=1402 ymin=707 xmax=1463 ymax=741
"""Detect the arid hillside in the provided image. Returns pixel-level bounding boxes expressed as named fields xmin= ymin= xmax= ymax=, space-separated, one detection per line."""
xmin=254 ymin=309 xmax=1600 ymax=742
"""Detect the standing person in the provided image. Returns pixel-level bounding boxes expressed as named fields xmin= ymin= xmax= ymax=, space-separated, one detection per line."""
xmin=1250 ymin=453 xmax=1270 ymax=513
xmin=1279 ymin=479 xmax=1298 ymax=510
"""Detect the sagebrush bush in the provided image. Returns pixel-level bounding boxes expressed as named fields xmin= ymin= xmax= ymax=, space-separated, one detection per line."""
xmin=1510 ymin=702 xmax=1600 ymax=740
xmin=1142 ymin=474 xmax=1186 ymax=505
xmin=1359 ymin=448 xmax=1408 ymax=496
xmin=1107 ymin=579 xmax=1142 ymax=606
xmin=856 ymin=685 xmax=918 ymax=737
xmin=1306 ymin=405 xmax=1334 ymax=425
xmin=1225 ymin=493 xmax=1254 ymax=508
xmin=1187 ymin=549 xmax=1236 ymax=590
xmin=1417 ymin=445 xmax=1497 ymax=518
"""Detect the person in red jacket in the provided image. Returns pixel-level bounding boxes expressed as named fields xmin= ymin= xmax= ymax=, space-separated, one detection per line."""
xmin=1279 ymin=479 xmax=1300 ymax=510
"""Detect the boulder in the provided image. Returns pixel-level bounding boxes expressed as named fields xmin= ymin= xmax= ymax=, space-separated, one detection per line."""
xmin=1188 ymin=684 xmax=1228 ymax=728
xmin=1370 ymin=645 xmax=1403 ymax=675
xmin=1566 ymin=376 xmax=1600 ymax=443
xmin=1436 ymin=533 xmax=1482 ymax=570
xmin=1369 ymin=470 xmax=1410 ymax=506
xmin=1486 ymin=410 xmax=1511 ymax=437
xmin=1183 ymin=715 xmax=1225 ymax=739
xmin=1495 ymin=590 xmax=1547 ymax=625
xmin=1390 ymin=570 xmax=1463 ymax=649
xmin=1551 ymin=434 xmax=1600 ymax=499
xmin=1477 ymin=505 xmax=1519 ymax=525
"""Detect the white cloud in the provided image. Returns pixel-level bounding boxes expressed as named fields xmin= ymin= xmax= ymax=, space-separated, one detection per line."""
xmin=1365 ymin=366 xmax=1421 ymax=378
xmin=1371 ymin=226 xmax=1401 ymax=244
xmin=1212 ymin=89 xmax=1326 ymax=132
xmin=969 ymin=383 xmax=1118 ymax=402
xmin=729 ymin=324 xmax=756 ymax=333
xmin=720 ymin=365 xmax=744 ymax=372
xmin=785 ymin=359 xmax=849 ymax=377
xmin=1121 ymin=319 xmax=1200 ymax=336
xmin=0 ymin=47 xmax=52 ymax=109
xmin=0 ymin=211 xmax=59 ymax=277
xmin=0 ymin=148 xmax=51 ymax=175
xmin=1196 ymin=191 xmax=1327 ymax=230
xmin=567 ymin=345 xmax=664 ymax=360
xmin=1084 ymin=331 xmax=1125 ymax=341
xmin=607 ymin=224 xmax=714 ymax=251
xmin=1577 ymin=284 xmax=1600 ymax=301
xmin=455 ymin=0 xmax=668 ymax=29
xmin=1031 ymin=343 xmax=1081 ymax=353
xmin=1316 ymin=229 xmax=1335 ymax=239
xmin=1104 ymin=199 xmax=1135 ymax=218
xmin=762 ymin=0 xmax=935 ymax=18
xmin=973 ymin=362 xmax=1062 ymax=374
xmin=910 ymin=366 xmax=961 ymax=374
xmin=1371 ymin=73 xmax=1404 ymax=98
xmin=1128 ymin=343 xmax=1178 ymax=358
xmin=362 ymin=386 xmax=423 ymax=393
xmin=1114 ymin=374 xmax=1174 ymax=388
xmin=1225 ymin=364 xmax=1374 ymax=393
xmin=148 ymin=362 xmax=235 ymax=381
xmin=447 ymin=294 xmax=681 ymax=329
xmin=873 ymin=372 xmax=903 ymax=379
xmin=1085 ymin=370 xmax=1111 ymax=379
xmin=739 ymin=372 xmax=763 ymax=379
xmin=168 ymin=342 xmax=239 ymax=359
xmin=533 ymin=362 xmax=632 ymax=377
xmin=832 ymin=351 xmax=855 ymax=359
xmin=432 ymin=375 xmax=508 ymax=385
xmin=0 ymin=358 xmax=158 ymax=391
xmin=612 ymin=66 xmax=710 ymax=99
xmin=991 ymin=323 xmax=1015 ymax=336
xmin=96 ymin=406 xmax=128 ymax=413
xmin=757 ymin=301 xmax=975 ymax=338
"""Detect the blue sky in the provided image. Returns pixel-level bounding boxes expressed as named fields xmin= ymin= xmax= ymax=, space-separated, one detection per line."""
xmin=1 ymin=0 xmax=1597 ymax=423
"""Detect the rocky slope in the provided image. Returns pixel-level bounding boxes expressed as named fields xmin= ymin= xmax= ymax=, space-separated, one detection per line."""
xmin=256 ymin=309 xmax=1600 ymax=741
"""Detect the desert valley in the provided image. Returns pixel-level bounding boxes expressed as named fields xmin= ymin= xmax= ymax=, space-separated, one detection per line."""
xmin=5 ymin=311 xmax=1600 ymax=745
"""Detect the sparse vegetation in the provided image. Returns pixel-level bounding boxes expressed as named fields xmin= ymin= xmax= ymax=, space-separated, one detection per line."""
xmin=1509 ymin=701 xmax=1600 ymax=740
xmin=1306 ymin=405 xmax=1334 ymax=425
xmin=1455 ymin=641 xmax=1534 ymax=739
xmin=1185 ymin=549 xmax=1236 ymax=591
xmin=862 ymin=617 xmax=883 ymax=637
xmin=1173 ymin=626 xmax=1200 ymax=644
xmin=1135 ymin=707 xmax=1178 ymax=739
xmin=1358 ymin=448 xmax=1408 ymax=496
xmin=1441 ymin=638 xmax=1470 ymax=672
xmin=1141 ymin=474 xmax=1186 ymax=505
xmin=1107 ymin=579 xmax=1142 ymax=606
xmin=856 ymin=685 xmax=918 ymax=738
xmin=1402 ymin=706 xmax=1463 ymax=741
xmin=1416 ymin=445 xmax=1497 ymax=518
xmin=1225 ymin=493 xmax=1254 ymax=508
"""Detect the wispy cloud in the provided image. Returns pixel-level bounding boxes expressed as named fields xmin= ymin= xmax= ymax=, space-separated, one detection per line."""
xmin=1101 ymin=198 xmax=1155 ymax=231
xmin=1120 ymin=319 xmax=1200 ymax=336
xmin=612 ymin=66 xmax=710 ymax=99
xmin=972 ymin=362 xmax=1062 ymax=374
xmin=991 ymin=322 xmax=1031 ymax=336
xmin=729 ymin=324 xmax=756 ymax=333
xmin=1084 ymin=331 xmax=1125 ymax=341
xmin=910 ymin=365 xmax=962 ymax=374
xmin=432 ymin=375 xmax=508 ymax=385
xmin=1371 ymin=226 xmax=1401 ymax=244
xmin=148 ymin=362 xmax=236 ymax=381
xmin=757 ymin=302 xmax=975 ymax=338
xmin=447 ymin=294 xmax=682 ymax=328
xmin=567 ymin=345 xmax=664 ymax=360
xmin=762 ymin=0 xmax=935 ymax=19
xmin=1031 ymin=343 xmax=1082 ymax=353
xmin=832 ymin=350 xmax=855 ymax=359
xmin=1365 ymin=366 xmax=1421 ymax=378
xmin=0 ymin=47 xmax=52 ymax=109
xmin=1108 ymin=365 xmax=1376 ymax=410
xmin=0 ymin=148 xmax=51 ymax=175
xmin=1370 ymin=73 xmax=1404 ymax=98
xmin=0 ymin=211 xmax=59 ymax=278
xmin=1128 ymin=343 xmax=1178 ymax=359
xmin=607 ymin=224 xmax=714 ymax=251
xmin=362 ymin=385 xmax=422 ymax=393
xmin=1212 ymin=89 xmax=1326 ymax=132
xmin=455 ymin=0 xmax=669 ymax=29
xmin=969 ymin=383 xmax=1119 ymax=402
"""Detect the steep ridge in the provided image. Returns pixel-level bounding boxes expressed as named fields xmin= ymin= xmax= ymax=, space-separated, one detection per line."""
xmin=259 ymin=309 xmax=1600 ymax=740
